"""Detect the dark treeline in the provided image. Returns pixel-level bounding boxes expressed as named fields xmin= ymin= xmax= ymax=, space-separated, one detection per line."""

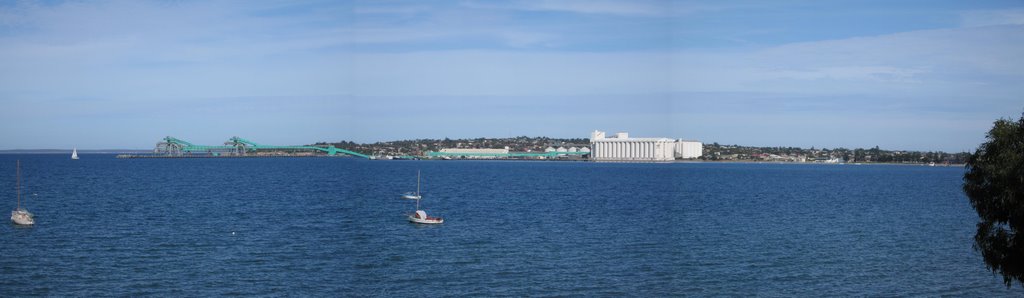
xmin=704 ymin=143 xmax=970 ymax=164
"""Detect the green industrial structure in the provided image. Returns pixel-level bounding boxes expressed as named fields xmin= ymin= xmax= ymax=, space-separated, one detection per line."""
xmin=148 ymin=136 xmax=590 ymax=160
xmin=155 ymin=136 xmax=370 ymax=158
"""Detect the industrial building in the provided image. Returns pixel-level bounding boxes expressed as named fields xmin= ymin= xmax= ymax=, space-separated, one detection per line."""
xmin=146 ymin=136 xmax=369 ymax=158
xmin=438 ymin=148 xmax=509 ymax=155
xmin=590 ymin=131 xmax=677 ymax=161
xmin=544 ymin=146 xmax=591 ymax=156
xmin=675 ymin=140 xmax=703 ymax=159
xmin=590 ymin=130 xmax=703 ymax=162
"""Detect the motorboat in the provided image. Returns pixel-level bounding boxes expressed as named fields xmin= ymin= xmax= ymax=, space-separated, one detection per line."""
xmin=408 ymin=210 xmax=443 ymax=224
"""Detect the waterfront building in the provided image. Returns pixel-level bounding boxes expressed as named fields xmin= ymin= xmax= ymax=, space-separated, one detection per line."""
xmin=590 ymin=130 xmax=677 ymax=162
xmin=675 ymin=140 xmax=704 ymax=159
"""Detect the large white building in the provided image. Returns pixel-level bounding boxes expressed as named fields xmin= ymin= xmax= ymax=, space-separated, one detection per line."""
xmin=590 ymin=130 xmax=677 ymax=162
xmin=590 ymin=130 xmax=703 ymax=162
xmin=675 ymin=140 xmax=704 ymax=159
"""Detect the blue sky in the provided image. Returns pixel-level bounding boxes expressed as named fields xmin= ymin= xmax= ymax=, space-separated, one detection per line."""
xmin=1 ymin=0 xmax=1022 ymax=151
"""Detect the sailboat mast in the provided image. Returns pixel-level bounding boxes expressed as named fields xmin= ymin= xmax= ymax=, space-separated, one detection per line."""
xmin=416 ymin=170 xmax=421 ymax=210
xmin=16 ymin=160 xmax=20 ymax=210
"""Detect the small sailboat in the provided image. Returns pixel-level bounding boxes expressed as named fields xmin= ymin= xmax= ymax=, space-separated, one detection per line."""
xmin=402 ymin=170 xmax=443 ymax=224
xmin=71 ymin=148 xmax=79 ymax=160
xmin=11 ymin=160 xmax=34 ymax=225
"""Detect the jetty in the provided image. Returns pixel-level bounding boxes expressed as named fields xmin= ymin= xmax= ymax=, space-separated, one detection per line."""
xmin=120 ymin=136 xmax=371 ymax=159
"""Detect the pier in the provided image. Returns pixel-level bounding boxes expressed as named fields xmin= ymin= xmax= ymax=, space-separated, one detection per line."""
xmin=122 ymin=136 xmax=592 ymax=160
xmin=126 ymin=136 xmax=372 ymax=158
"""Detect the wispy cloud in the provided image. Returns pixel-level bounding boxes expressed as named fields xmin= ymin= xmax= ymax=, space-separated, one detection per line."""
xmin=511 ymin=0 xmax=668 ymax=16
xmin=465 ymin=0 xmax=732 ymax=17
xmin=960 ymin=9 xmax=1024 ymax=27
xmin=672 ymin=25 xmax=1024 ymax=98
xmin=0 ymin=1 xmax=1021 ymax=151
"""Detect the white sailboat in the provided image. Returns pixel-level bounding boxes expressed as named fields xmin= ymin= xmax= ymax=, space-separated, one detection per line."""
xmin=402 ymin=170 xmax=443 ymax=224
xmin=71 ymin=148 xmax=79 ymax=160
xmin=11 ymin=160 xmax=34 ymax=225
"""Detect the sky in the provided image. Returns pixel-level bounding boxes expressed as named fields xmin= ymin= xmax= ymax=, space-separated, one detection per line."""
xmin=1 ymin=0 xmax=1022 ymax=152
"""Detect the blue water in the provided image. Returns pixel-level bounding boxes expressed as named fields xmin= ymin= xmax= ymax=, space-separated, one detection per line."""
xmin=0 ymin=155 xmax=1015 ymax=296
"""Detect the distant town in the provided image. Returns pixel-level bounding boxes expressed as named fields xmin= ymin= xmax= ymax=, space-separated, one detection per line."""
xmin=316 ymin=135 xmax=970 ymax=164
xmin=700 ymin=143 xmax=968 ymax=164
xmin=11 ymin=133 xmax=965 ymax=165
xmin=315 ymin=136 xmax=590 ymax=157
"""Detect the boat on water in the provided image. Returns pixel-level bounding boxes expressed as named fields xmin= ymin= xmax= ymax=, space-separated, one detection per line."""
xmin=12 ymin=208 xmax=33 ymax=225
xmin=71 ymin=148 xmax=79 ymax=160
xmin=402 ymin=170 xmax=443 ymax=224
xmin=11 ymin=160 xmax=34 ymax=225
xmin=409 ymin=210 xmax=444 ymax=224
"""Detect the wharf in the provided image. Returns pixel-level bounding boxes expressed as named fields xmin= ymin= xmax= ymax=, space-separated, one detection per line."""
xmin=116 ymin=154 xmax=339 ymax=159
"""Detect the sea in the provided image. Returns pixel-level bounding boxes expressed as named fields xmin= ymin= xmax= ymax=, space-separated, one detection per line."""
xmin=0 ymin=154 xmax=1016 ymax=296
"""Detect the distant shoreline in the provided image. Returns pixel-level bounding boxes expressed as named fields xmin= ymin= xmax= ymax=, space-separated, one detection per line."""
xmin=681 ymin=160 xmax=966 ymax=167
xmin=0 ymin=150 xmax=150 ymax=154
xmin=0 ymin=151 xmax=967 ymax=167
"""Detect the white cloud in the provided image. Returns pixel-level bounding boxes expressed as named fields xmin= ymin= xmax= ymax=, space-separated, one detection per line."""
xmin=0 ymin=1 xmax=669 ymax=99
xmin=519 ymin=0 xmax=667 ymax=16
xmin=961 ymin=9 xmax=1024 ymax=27
xmin=463 ymin=0 xmax=669 ymax=16
xmin=771 ymin=66 xmax=924 ymax=82
xmin=1 ymin=1 xmax=1022 ymax=151
xmin=670 ymin=25 xmax=1024 ymax=98
xmin=348 ymin=50 xmax=670 ymax=96
xmin=3 ymin=1 xmax=1022 ymax=100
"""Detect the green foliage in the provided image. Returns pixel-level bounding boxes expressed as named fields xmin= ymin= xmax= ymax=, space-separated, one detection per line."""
xmin=700 ymin=143 xmax=969 ymax=163
xmin=964 ymin=112 xmax=1024 ymax=287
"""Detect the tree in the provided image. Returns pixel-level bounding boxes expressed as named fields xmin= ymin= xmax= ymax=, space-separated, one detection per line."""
xmin=964 ymin=112 xmax=1024 ymax=287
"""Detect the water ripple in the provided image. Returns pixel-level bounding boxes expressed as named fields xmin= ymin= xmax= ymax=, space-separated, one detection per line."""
xmin=0 ymin=156 xmax=1016 ymax=296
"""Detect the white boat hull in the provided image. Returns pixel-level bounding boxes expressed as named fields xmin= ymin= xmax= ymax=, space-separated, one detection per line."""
xmin=408 ymin=214 xmax=443 ymax=224
xmin=11 ymin=210 xmax=34 ymax=225
xmin=405 ymin=216 xmax=442 ymax=225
